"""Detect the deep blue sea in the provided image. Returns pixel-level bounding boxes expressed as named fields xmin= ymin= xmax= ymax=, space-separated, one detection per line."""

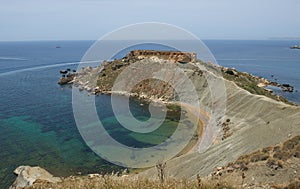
xmin=207 ymin=40 xmax=300 ymax=103
xmin=0 ymin=40 xmax=299 ymax=188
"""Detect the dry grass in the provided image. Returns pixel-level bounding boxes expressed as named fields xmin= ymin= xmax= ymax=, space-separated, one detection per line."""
xmin=231 ymin=135 xmax=300 ymax=170
xmin=25 ymin=175 xmax=235 ymax=189
xmin=272 ymin=178 xmax=300 ymax=189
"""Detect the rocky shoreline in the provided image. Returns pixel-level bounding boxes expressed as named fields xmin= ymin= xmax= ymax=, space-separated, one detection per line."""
xmin=221 ymin=67 xmax=295 ymax=93
xmin=220 ymin=67 xmax=296 ymax=105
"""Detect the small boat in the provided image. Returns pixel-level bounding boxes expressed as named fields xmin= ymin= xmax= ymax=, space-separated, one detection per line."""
xmin=290 ymin=45 xmax=300 ymax=49
xmin=56 ymin=46 xmax=61 ymax=48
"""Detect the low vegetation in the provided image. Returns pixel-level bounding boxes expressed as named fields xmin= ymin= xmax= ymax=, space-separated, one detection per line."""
xmin=230 ymin=135 xmax=300 ymax=170
xmin=208 ymin=135 xmax=300 ymax=188
xmin=221 ymin=68 xmax=293 ymax=105
xmin=95 ymin=58 xmax=294 ymax=106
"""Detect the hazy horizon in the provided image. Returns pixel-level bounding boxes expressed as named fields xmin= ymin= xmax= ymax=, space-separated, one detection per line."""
xmin=1 ymin=38 xmax=300 ymax=42
xmin=1 ymin=0 xmax=300 ymax=41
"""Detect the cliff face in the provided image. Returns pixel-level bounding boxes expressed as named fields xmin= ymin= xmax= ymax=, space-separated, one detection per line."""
xmin=125 ymin=50 xmax=197 ymax=63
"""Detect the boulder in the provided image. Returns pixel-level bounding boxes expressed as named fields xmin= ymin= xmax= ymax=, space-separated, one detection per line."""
xmin=9 ymin=166 xmax=61 ymax=189
xmin=280 ymin=84 xmax=294 ymax=92
xmin=225 ymin=69 xmax=238 ymax=76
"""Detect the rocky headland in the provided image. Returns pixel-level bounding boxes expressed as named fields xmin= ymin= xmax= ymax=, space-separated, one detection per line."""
xmin=59 ymin=51 xmax=296 ymax=105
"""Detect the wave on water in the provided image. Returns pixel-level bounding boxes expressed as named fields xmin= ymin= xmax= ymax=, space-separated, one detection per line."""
xmin=220 ymin=63 xmax=276 ymax=68
xmin=0 ymin=57 xmax=27 ymax=61
xmin=0 ymin=60 xmax=99 ymax=77
xmin=217 ymin=58 xmax=258 ymax=61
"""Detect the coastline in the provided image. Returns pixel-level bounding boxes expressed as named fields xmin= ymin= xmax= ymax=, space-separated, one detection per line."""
xmin=65 ymin=56 xmax=299 ymax=161
xmin=174 ymin=103 xmax=205 ymax=155
xmin=220 ymin=66 xmax=298 ymax=106
xmin=8 ymin=88 xmax=207 ymax=189
xmin=106 ymin=90 xmax=206 ymax=156
xmin=67 ymin=56 xmax=298 ymax=156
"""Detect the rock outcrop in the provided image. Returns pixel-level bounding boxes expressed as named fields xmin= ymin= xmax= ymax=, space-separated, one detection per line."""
xmin=125 ymin=50 xmax=197 ymax=63
xmin=9 ymin=166 xmax=61 ymax=189
xmin=281 ymin=83 xmax=294 ymax=92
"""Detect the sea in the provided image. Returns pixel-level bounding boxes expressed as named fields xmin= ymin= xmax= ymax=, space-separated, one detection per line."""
xmin=0 ymin=40 xmax=299 ymax=188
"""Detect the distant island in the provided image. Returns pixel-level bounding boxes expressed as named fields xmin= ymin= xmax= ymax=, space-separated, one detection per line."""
xmin=290 ymin=45 xmax=300 ymax=49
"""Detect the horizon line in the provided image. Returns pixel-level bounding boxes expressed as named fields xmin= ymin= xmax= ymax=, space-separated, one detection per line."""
xmin=0 ymin=38 xmax=299 ymax=42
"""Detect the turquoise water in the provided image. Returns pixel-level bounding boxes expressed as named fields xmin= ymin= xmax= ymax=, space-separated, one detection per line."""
xmin=0 ymin=40 xmax=299 ymax=188
xmin=0 ymin=41 xmax=183 ymax=188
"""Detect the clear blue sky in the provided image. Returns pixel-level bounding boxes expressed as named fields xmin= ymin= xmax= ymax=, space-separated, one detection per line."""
xmin=1 ymin=0 xmax=299 ymax=41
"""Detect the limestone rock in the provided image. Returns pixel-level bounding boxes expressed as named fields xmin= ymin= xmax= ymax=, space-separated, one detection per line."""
xmin=9 ymin=166 xmax=61 ymax=189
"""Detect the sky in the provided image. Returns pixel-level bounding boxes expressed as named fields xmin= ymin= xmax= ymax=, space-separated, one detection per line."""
xmin=0 ymin=0 xmax=299 ymax=41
